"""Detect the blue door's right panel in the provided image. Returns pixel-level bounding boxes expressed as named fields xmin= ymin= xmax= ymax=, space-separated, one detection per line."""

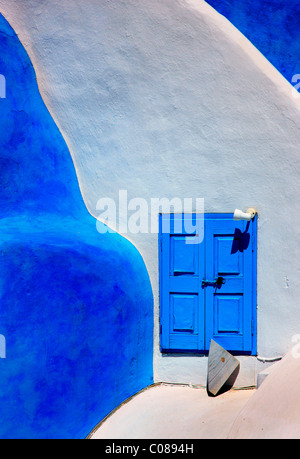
xmin=205 ymin=217 xmax=255 ymax=353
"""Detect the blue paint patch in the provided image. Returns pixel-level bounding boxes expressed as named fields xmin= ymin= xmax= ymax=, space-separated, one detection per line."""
xmin=205 ymin=0 xmax=300 ymax=84
xmin=0 ymin=14 xmax=153 ymax=439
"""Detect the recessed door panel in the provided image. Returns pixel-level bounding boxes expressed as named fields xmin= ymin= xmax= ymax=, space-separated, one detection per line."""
xmin=171 ymin=235 xmax=198 ymax=275
xmin=171 ymin=293 xmax=198 ymax=333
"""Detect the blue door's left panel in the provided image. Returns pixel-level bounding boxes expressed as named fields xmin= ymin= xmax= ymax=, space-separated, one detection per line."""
xmin=159 ymin=214 xmax=205 ymax=351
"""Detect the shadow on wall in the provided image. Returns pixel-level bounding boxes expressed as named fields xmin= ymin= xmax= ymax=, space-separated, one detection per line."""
xmin=205 ymin=0 xmax=300 ymax=85
xmin=231 ymin=221 xmax=250 ymax=254
xmin=0 ymin=14 xmax=153 ymax=439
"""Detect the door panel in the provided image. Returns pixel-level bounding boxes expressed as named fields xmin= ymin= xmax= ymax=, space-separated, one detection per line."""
xmin=205 ymin=218 xmax=254 ymax=352
xmin=214 ymin=295 xmax=243 ymax=334
xmin=160 ymin=214 xmax=205 ymax=351
xmin=171 ymin=293 xmax=198 ymax=332
xmin=171 ymin=236 xmax=198 ymax=275
xmin=215 ymin=236 xmax=242 ymax=275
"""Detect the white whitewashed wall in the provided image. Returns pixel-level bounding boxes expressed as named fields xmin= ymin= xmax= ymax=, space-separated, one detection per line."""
xmin=2 ymin=0 xmax=300 ymax=385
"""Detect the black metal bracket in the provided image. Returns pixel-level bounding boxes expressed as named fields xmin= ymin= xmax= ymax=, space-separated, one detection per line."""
xmin=202 ymin=276 xmax=225 ymax=288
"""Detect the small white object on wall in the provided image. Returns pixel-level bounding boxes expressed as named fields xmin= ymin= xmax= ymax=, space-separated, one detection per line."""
xmin=233 ymin=208 xmax=256 ymax=221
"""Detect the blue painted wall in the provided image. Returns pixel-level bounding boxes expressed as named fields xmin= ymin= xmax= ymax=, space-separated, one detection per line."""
xmin=0 ymin=14 xmax=153 ymax=439
xmin=205 ymin=0 xmax=300 ymax=84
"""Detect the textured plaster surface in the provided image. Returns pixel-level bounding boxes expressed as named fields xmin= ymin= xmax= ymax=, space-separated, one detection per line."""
xmin=90 ymin=384 xmax=255 ymax=439
xmin=1 ymin=0 xmax=300 ymax=386
xmin=229 ymin=348 xmax=300 ymax=438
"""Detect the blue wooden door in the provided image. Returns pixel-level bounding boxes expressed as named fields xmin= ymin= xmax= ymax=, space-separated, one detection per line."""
xmin=159 ymin=214 xmax=257 ymax=354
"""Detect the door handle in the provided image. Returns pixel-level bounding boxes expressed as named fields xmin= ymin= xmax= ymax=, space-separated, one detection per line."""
xmin=202 ymin=276 xmax=225 ymax=288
